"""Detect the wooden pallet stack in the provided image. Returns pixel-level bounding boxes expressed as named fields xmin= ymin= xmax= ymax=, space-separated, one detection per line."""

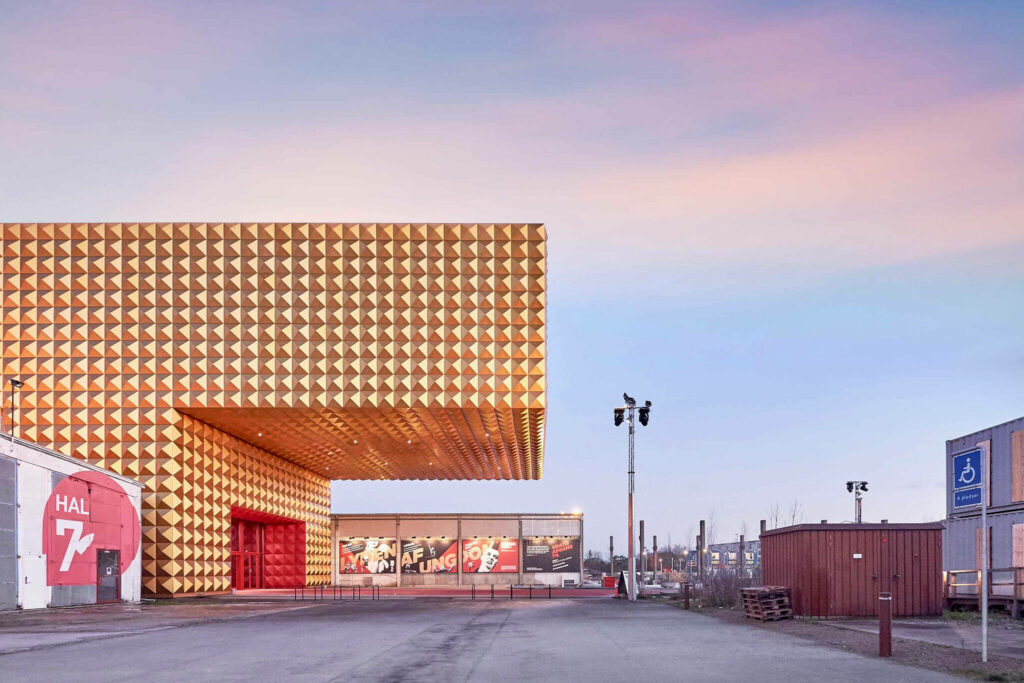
xmin=741 ymin=586 xmax=793 ymax=622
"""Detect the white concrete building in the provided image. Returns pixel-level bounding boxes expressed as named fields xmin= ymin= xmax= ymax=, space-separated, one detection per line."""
xmin=1 ymin=436 xmax=143 ymax=610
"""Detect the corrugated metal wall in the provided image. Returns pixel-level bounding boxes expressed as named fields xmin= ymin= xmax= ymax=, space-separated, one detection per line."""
xmin=0 ymin=456 xmax=15 ymax=610
xmin=946 ymin=417 xmax=1024 ymax=517
xmin=762 ymin=524 xmax=942 ymax=617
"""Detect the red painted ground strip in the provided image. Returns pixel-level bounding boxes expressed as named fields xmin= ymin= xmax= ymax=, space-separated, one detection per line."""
xmin=238 ymin=587 xmax=616 ymax=598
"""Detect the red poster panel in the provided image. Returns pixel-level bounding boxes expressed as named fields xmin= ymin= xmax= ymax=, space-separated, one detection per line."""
xmin=339 ymin=538 xmax=397 ymax=574
xmin=462 ymin=538 xmax=518 ymax=573
xmin=42 ymin=471 xmax=140 ymax=586
xmin=400 ymin=538 xmax=458 ymax=573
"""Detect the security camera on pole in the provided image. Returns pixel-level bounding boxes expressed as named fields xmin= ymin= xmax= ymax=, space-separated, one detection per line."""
xmin=845 ymin=481 xmax=868 ymax=523
xmin=613 ymin=393 xmax=652 ymax=602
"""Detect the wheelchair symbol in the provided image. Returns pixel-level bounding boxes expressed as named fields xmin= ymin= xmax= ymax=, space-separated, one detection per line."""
xmin=958 ymin=459 xmax=977 ymax=485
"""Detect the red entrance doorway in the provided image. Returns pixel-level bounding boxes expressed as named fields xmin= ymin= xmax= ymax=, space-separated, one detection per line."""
xmin=231 ymin=519 xmax=265 ymax=589
xmin=230 ymin=507 xmax=306 ymax=589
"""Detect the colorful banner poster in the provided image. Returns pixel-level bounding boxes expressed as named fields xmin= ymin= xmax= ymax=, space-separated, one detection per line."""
xmin=339 ymin=538 xmax=396 ymax=574
xmin=400 ymin=538 xmax=458 ymax=573
xmin=462 ymin=538 xmax=518 ymax=573
xmin=523 ymin=537 xmax=579 ymax=573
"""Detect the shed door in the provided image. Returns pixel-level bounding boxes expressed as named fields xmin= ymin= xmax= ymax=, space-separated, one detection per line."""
xmin=827 ymin=530 xmax=878 ymax=617
xmin=96 ymin=549 xmax=120 ymax=603
xmin=891 ymin=530 xmax=942 ymax=617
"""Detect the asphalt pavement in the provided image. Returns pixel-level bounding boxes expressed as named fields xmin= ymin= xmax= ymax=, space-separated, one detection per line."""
xmin=1 ymin=599 xmax=960 ymax=682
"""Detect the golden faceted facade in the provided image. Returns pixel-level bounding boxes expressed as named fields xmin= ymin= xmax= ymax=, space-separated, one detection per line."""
xmin=0 ymin=222 xmax=547 ymax=595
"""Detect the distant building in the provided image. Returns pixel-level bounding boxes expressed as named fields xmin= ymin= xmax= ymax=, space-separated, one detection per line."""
xmin=944 ymin=416 xmax=1024 ymax=575
xmin=688 ymin=540 xmax=761 ymax=575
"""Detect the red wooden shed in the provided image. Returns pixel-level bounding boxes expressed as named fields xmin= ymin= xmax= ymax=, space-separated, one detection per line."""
xmin=760 ymin=522 xmax=943 ymax=617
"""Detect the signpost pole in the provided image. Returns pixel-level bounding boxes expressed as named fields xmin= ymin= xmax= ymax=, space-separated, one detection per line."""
xmin=982 ymin=444 xmax=988 ymax=663
xmin=953 ymin=446 xmax=987 ymax=663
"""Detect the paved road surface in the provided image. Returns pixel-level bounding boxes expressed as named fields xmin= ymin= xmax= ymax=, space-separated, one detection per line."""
xmin=3 ymin=599 xmax=959 ymax=682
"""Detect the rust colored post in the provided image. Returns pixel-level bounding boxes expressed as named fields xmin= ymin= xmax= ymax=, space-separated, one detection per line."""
xmin=639 ymin=520 xmax=645 ymax=587
xmin=698 ymin=520 xmax=705 ymax=581
xmin=653 ymin=535 xmax=658 ymax=579
xmin=738 ymin=534 xmax=745 ymax=579
xmin=609 ymin=535 xmax=614 ymax=577
xmin=684 ymin=582 xmax=690 ymax=609
xmin=879 ymin=591 xmax=892 ymax=657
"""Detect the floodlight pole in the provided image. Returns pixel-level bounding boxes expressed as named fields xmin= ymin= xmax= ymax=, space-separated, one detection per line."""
xmin=627 ymin=406 xmax=635 ymax=601
xmin=615 ymin=394 xmax=650 ymax=602
xmin=847 ymin=481 xmax=867 ymax=524
xmin=3 ymin=379 xmax=23 ymax=455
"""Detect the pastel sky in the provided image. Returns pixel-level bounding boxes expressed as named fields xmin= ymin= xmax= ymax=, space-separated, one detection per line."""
xmin=2 ymin=1 xmax=1023 ymax=553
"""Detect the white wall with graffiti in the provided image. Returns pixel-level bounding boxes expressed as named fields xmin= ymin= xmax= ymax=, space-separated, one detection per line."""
xmin=1 ymin=437 xmax=142 ymax=610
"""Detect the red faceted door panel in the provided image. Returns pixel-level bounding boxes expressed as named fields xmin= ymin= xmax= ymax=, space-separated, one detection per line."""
xmin=231 ymin=519 xmax=265 ymax=589
xmin=230 ymin=508 xmax=307 ymax=589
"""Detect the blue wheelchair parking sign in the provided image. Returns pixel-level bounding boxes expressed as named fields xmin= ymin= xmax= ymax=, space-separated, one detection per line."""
xmin=952 ymin=447 xmax=983 ymax=510
xmin=952 ymin=449 xmax=982 ymax=491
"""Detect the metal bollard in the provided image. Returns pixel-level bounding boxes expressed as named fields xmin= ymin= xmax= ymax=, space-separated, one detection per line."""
xmin=879 ymin=592 xmax=892 ymax=657
xmin=684 ymin=583 xmax=690 ymax=610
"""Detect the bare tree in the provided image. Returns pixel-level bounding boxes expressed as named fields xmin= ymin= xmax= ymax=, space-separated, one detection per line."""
xmin=785 ymin=499 xmax=804 ymax=526
xmin=705 ymin=510 xmax=717 ymax=548
xmin=767 ymin=502 xmax=781 ymax=530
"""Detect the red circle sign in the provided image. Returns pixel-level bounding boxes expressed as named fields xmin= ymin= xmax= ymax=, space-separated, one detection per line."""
xmin=42 ymin=470 xmax=141 ymax=586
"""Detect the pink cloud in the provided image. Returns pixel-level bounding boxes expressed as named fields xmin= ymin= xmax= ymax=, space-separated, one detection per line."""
xmin=103 ymin=81 xmax=1022 ymax=283
xmin=562 ymin=5 xmax=986 ymax=131
xmin=0 ymin=2 xmax=295 ymax=105
xmin=2 ymin=2 xmax=1020 ymax=293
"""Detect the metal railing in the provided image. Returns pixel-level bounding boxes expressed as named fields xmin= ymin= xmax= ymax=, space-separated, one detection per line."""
xmin=469 ymin=584 xmax=553 ymax=600
xmin=946 ymin=567 xmax=1023 ymax=618
xmin=295 ymin=583 xmax=584 ymax=602
xmin=294 ymin=584 xmax=381 ymax=601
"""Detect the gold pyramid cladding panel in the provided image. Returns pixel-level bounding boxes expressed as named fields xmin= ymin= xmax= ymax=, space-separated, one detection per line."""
xmin=1 ymin=222 xmax=546 ymax=593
